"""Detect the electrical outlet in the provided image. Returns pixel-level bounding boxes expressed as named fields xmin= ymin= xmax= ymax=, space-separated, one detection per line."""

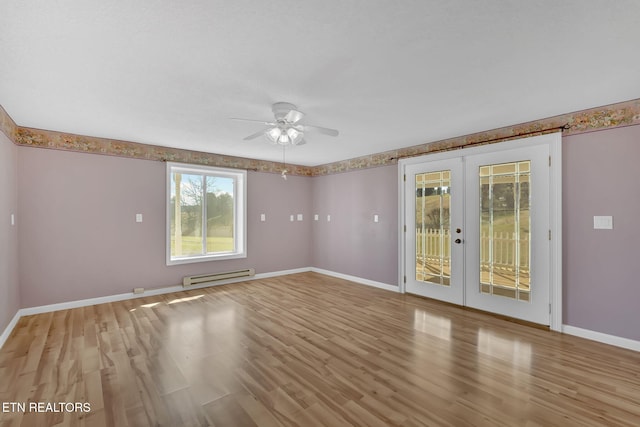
xmin=133 ymin=287 xmax=144 ymax=294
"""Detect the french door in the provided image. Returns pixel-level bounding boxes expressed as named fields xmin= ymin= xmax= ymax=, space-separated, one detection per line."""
xmin=405 ymin=158 xmax=464 ymax=305
xmin=403 ymin=135 xmax=559 ymax=326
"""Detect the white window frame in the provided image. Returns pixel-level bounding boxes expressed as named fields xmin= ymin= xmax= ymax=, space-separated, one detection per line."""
xmin=166 ymin=162 xmax=247 ymax=265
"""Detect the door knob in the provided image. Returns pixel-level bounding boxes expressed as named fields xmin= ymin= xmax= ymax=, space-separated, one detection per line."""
xmin=456 ymin=228 xmax=462 ymax=233
xmin=455 ymin=238 xmax=462 ymax=244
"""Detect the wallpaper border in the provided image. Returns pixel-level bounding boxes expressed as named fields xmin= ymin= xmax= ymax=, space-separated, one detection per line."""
xmin=2 ymin=98 xmax=639 ymax=177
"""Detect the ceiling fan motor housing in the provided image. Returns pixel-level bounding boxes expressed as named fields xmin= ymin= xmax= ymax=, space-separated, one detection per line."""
xmin=272 ymin=102 xmax=299 ymax=121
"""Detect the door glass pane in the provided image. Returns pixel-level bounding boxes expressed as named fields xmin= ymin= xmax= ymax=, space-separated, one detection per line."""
xmin=479 ymin=161 xmax=530 ymax=301
xmin=415 ymin=170 xmax=451 ymax=286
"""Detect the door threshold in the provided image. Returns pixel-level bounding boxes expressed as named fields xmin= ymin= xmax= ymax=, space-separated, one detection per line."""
xmin=406 ymin=292 xmax=550 ymax=331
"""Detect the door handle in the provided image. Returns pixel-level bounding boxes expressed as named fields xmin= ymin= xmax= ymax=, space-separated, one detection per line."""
xmin=455 ymin=238 xmax=462 ymax=244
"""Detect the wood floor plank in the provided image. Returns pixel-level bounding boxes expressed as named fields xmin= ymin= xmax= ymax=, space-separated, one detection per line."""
xmin=235 ymin=392 xmax=287 ymax=427
xmin=203 ymin=393 xmax=258 ymax=427
xmin=2 ymin=272 xmax=640 ymax=426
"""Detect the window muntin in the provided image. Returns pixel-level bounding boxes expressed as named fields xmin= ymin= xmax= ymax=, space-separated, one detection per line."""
xmin=167 ymin=163 xmax=246 ymax=265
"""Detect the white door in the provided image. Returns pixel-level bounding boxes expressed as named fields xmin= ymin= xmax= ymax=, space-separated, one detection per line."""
xmin=403 ymin=137 xmax=555 ymax=326
xmin=464 ymin=144 xmax=550 ymax=325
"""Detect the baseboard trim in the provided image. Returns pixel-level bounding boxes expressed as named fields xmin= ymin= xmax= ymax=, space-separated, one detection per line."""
xmin=562 ymin=324 xmax=640 ymax=352
xmin=18 ymin=290 xmax=176 ymax=317
xmin=255 ymin=267 xmax=312 ymax=279
xmin=0 ymin=310 xmax=22 ymax=350
xmin=310 ymin=267 xmax=400 ymax=293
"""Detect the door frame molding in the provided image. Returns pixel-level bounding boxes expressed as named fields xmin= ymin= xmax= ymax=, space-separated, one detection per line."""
xmin=398 ymin=132 xmax=562 ymax=331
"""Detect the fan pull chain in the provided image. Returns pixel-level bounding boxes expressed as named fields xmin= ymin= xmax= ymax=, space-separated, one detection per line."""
xmin=281 ymin=144 xmax=288 ymax=180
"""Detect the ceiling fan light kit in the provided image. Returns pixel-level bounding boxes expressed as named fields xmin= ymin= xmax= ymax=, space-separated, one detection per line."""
xmin=265 ymin=125 xmax=304 ymax=146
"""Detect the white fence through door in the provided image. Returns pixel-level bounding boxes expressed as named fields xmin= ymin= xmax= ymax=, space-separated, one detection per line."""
xmin=416 ymin=229 xmax=530 ymax=290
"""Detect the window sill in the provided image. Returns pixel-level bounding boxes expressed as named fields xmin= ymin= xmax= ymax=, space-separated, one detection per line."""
xmin=167 ymin=252 xmax=247 ymax=266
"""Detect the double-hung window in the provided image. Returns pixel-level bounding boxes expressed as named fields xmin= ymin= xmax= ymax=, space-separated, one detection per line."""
xmin=166 ymin=163 xmax=246 ymax=265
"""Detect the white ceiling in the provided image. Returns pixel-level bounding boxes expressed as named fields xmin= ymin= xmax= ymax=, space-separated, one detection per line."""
xmin=1 ymin=1 xmax=639 ymax=166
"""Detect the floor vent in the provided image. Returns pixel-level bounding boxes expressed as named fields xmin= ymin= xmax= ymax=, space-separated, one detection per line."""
xmin=183 ymin=268 xmax=255 ymax=288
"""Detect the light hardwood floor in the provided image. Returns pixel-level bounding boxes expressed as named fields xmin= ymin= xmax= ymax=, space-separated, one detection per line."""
xmin=1 ymin=272 xmax=640 ymax=426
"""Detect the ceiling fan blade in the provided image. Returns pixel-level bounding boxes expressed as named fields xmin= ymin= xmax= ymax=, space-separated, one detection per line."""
xmin=284 ymin=109 xmax=305 ymax=124
xmin=243 ymin=129 xmax=267 ymax=141
xmin=305 ymin=124 xmax=339 ymax=137
xmin=230 ymin=118 xmax=276 ymax=126
xmin=294 ymin=138 xmax=307 ymax=146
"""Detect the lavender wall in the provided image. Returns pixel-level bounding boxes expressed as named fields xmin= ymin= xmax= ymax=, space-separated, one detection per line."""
xmin=12 ymin=123 xmax=640 ymax=344
xmin=563 ymin=125 xmax=640 ymax=341
xmin=0 ymin=131 xmax=20 ymax=334
xmin=311 ymin=165 xmax=399 ymax=286
xmin=18 ymin=147 xmax=311 ymax=307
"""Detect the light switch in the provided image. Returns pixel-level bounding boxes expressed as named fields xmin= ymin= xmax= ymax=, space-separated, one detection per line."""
xmin=290 ymin=215 xmax=295 ymax=222
xmin=374 ymin=214 xmax=379 ymax=223
xmin=136 ymin=214 xmax=143 ymax=223
xmin=297 ymin=214 xmax=303 ymax=221
xmin=593 ymin=216 xmax=613 ymax=230
xmin=260 ymin=213 xmax=266 ymax=222
xmin=327 ymin=214 xmax=331 ymax=222
xmin=314 ymin=214 xmax=319 ymax=221
xmin=10 ymin=214 xmax=15 ymax=226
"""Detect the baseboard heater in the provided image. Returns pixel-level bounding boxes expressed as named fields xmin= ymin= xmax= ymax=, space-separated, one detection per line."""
xmin=182 ymin=268 xmax=255 ymax=288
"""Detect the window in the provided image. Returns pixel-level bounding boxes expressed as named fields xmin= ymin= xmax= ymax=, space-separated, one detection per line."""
xmin=166 ymin=163 xmax=246 ymax=265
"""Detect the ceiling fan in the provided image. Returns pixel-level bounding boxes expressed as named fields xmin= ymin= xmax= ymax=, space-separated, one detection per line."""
xmin=231 ymin=102 xmax=339 ymax=146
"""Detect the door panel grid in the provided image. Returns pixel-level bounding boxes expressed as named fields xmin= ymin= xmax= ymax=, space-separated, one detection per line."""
xmin=479 ymin=160 xmax=531 ymax=302
xmin=415 ymin=170 xmax=451 ymax=286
